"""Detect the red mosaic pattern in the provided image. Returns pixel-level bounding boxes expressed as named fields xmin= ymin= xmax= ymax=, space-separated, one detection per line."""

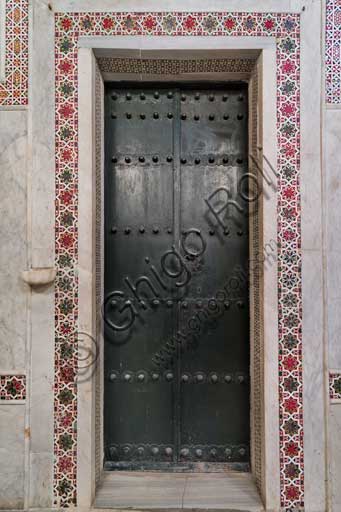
xmin=0 ymin=0 xmax=28 ymax=105
xmin=54 ymin=12 xmax=302 ymax=510
xmin=0 ymin=374 xmax=26 ymax=400
xmin=329 ymin=372 xmax=341 ymax=402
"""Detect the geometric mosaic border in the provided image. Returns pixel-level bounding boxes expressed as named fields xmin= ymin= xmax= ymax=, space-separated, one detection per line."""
xmin=329 ymin=371 xmax=341 ymax=402
xmin=0 ymin=0 xmax=28 ymax=105
xmin=325 ymin=0 xmax=341 ymax=103
xmin=97 ymin=57 xmax=256 ymax=75
xmin=0 ymin=374 xmax=26 ymax=400
xmin=54 ymin=11 xmax=303 ymax=510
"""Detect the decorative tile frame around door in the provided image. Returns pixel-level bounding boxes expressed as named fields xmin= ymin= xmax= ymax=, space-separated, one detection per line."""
xmin=54 ymin=11 xmax=302 ymax=511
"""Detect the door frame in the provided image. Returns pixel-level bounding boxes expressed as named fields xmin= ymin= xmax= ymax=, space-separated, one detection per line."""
xmin=77 ymin=38 xmax=279 ymax=510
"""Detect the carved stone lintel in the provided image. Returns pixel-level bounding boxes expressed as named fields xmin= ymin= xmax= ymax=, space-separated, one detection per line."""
xmin=21 ymin=268 xmax=56 ymax=287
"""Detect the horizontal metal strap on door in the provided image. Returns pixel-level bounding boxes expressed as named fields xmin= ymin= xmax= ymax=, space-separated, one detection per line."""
xmin=105 ymin=443 xmax=249 ymax=461
xmin=110 ymin=112 xmax=244 ymax=120
xmin=107 ymin=370 xmax=249 ymax=384
xmin=111 ymin=155 xmax=174 ymax=165
xmin=110 ymin=155 xmax=246 ymax=166
xmin=110 ymin=225 xmax=173 ymax=235
xmin=109 ymin=227 xmax=248 ymax=238
xmin=110 ymin=92 xmax=244 ymax=102
xmin=105 ymin=443 xmax=174 ymax=461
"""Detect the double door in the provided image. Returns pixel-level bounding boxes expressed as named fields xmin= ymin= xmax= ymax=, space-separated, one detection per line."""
xmin=104 ymin=84 xmax=250 ymax=470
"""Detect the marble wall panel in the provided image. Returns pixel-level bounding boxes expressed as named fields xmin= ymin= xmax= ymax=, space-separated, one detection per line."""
xmin=0 ymin=404 xmax=25 ymax=509
xmin=0 ymin=110 xmax=27 ymax=371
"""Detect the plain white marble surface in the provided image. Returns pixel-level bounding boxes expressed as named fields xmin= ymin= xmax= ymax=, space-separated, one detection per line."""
xmin=329 ymin=406 xmax=341 ymax=511
xmin=0 ymin=110 xmax=28 ymax=371
xmin=30 ymin=1 xmax=55 ymax=268
xmin=302 ymin=250 xmax=326 ymax=512
xmin=299 ymin=2 xmax=327 ymax=510
xmin=324 ymin=106 xmax=341 ymax=512
xmin=0 ymin=405 xmax=25 ymax=509
xmin=28 ymin=452 xmax=53 ymax=508
xmin=77 ymin=48 xmax=105 ymax=509
xmin=260 ymin=45 xmax=281 ymax=512
xmin=53 ymin=0 xmax=304 ymax=12
xmin=29 ymin=286 xmax=54 ymax=454
xmin=325 ymin=110 xmax=341 ymax=255
xmin=28 ymin=0 xmax=55 ymax=491
xmin=325 ymin=110 xmax=341 ymax=369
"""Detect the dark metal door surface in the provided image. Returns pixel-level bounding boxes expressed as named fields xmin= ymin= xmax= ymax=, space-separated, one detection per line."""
xmin=104 ymin=84 xmax=250 ymax=471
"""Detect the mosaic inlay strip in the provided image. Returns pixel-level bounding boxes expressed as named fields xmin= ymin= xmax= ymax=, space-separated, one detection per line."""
xmin=54 ymin=12 xmax=302 ymax=510
xmin=0 ymin=0 xmax=28 ymax=105
xmin=98 ymin=57 xmax=255 ymax=75
xmin=329 ymin=371 xmax=341 ymax=402
xmin=326 ymin=0 xmax=341 ymax=103
xmin=0 ymin=374 xmax=26 ymax=400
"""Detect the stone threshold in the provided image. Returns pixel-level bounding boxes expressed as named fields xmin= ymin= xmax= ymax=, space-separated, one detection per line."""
xmin=94 ymin=471 xmax=264 ymax=511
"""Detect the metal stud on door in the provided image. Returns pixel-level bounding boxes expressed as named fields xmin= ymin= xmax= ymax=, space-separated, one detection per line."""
xmin=104 ymin=84 xmax=250 ymax=471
